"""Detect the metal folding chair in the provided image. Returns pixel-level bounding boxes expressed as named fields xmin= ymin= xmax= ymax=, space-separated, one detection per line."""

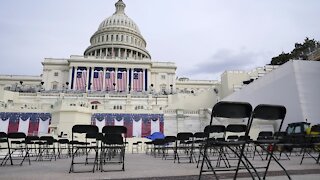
xmin=69 ymin=124 xmax=99 ymax=173
xmin=251 ymin=104 xmax=291 ymax=179
xmin=100 ymin=126 xmax=127 ymax=172
xmin=199 ymin=101 xmax=256 ymax=180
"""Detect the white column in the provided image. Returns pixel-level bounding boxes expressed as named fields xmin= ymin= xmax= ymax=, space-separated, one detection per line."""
xmin=130 ymin=50 xmax=133 ymax=58
xmin=124 ymin=49 xmax=127 ymax=59
xmin=90 ymin=67 xmax=94 ymax=91
xmin=86 ymin=67 xmax=90 ymax=92
xmin=115 ymin=68 xmax=118 ymax=91
xmin=127 ymin=68 xmax=129 ymax=92
xmin=72 ymin=66 xmax=78 ymax=90
xmin=118 ymin=48 xmax=121 ymax=58
xmin=68 ymin=66 xmax=73 ymax=89
xmin=99 ymin=49 xmax=102 ymax=56
xmin=103 ymin=67 xmax=106 ymax=90
xmin=131 ymin=69 xmax=134 ymax=90
xmin=142 ymin=69 xmax=145 ymax=91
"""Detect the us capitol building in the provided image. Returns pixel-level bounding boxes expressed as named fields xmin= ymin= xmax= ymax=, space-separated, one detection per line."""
xmin=0 ymin=0 xmax=278 ymax=138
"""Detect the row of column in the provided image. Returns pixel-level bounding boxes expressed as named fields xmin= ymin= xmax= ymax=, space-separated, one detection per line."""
xmin=68 ymin=66 xmax=148 ymax=92
xmin=88 ymin=47 xmax=147 ymax=59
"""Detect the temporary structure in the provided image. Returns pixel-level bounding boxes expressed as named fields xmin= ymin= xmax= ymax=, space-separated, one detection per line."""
xmin=224 ymin=60 xmax=320 ymax=130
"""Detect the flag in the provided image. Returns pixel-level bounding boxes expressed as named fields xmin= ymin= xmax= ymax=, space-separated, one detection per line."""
xmin=92 ymin=113 xmax=164 ymax=138
xmin=1 ymin=112 xmax=51 ymax=135
xmin=105 ymin=70 xmax=115 ymax=91
xmin=133 ymin=71 xmax=143 ymax=92
xmin=94 ymin=118 xmax=105 ymax=132
xmin=93 ymin=70 xmax=103 ymax=91
xmin=18 ymin=117 xmax=30 ymax=135
xmin=0 ymin=115 xmax=10 ymax=133
xmin=76 ymin=69 xmax=87 ymax=90
xmin=117 ymin=70 xmax=127 ymax=92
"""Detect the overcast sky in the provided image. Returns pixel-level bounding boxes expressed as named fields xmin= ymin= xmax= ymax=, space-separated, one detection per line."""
xmin=0 ymin=0 xmax=319 ymax=80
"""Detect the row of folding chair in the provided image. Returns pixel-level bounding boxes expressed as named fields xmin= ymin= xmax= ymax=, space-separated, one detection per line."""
xmin=69 ymin=125 xmax=127 ymax=173
xmin=0 ymin=132 xmax=65 ymax=166
xmin=198 ymin=101 xmax=291 ymax=180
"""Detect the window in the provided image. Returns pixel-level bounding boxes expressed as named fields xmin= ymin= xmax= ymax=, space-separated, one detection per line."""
xmin=52 ymin=84 xmax=57 ymax=90
xmin=54 ymin=72 xmax=59 ymax=76
xmin=161 ymin=75 xmax=166 ymax=79
xmin=160 ymin=84 xmax=166 ymax=93
xmin=102 ymin=36 xmax=104 ymax=42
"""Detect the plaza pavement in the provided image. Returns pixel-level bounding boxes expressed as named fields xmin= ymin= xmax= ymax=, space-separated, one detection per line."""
xmin=1 ymin=151 xmax=320 ymax=180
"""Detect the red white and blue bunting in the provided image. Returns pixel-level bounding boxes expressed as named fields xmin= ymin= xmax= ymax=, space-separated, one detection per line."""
xmin=0 ymin=112 xmax=51 ymax=135
xmin=92 ymin=113 xmax=164 ymax=137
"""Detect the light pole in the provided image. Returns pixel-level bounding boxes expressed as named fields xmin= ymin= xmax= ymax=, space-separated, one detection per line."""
xmin=113 ymin=83 xmax=116 ymax=92
xmin=214 ymin=88 xmax=219 ymax=102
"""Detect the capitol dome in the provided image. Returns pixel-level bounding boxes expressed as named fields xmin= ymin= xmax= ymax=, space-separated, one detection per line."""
xmin=84 ymin=0 xmax=151 ymax=59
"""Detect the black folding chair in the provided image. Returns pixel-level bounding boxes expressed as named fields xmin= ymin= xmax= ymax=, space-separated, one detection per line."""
xmin=197 ymin=125 xmax=225 ymax=169
xmin=300 ymin=125 xmax=320 ymax=164
xmin=100 ymin=126 xmax=127 ymax=172
xmin=162 ymin=136 xmax=176 ymax=160
xmin=69 ymin=124 xmax=99 ymax=173
xmin=253 ymin=131 xmax=273 ymax=160
xmin=25 ymin=135 xmax=40 ymax=161
xmin=193 ymin=132 xmax=209 ymax=166
xmin=57 ymin=139 xmax=70 ymax=158
xmin=6 ymin=132 xmax=30 ymax=166
xmin=199 ymin=101 xmax=257 ymax=180
xmin=251 ymin=104 xmax=291 ymax=179
xmin=174 ymin=132 xmax=194 ymax=163
xmin=38 ymin=136 xmax=56 ymax=161
xmin=0 ymin=132 xmax=12 ymax=165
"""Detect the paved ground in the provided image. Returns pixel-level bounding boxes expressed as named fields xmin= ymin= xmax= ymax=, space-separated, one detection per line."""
xmin=1 ymin=151 xmax=320 ymax=180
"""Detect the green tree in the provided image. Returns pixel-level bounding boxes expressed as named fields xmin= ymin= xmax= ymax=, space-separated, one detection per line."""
xmin=270 ymin=37 xmax=320 ymax=65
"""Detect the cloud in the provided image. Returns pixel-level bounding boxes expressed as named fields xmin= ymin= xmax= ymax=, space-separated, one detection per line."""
xmin=183 ymin=48 xmax=269 ymax=79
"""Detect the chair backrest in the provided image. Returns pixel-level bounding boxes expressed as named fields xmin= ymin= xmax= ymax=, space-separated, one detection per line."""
xmin=40 ymin=136 xmax=55 ymax=144
xmin=0 ymin=132 xmax=8 ymax=143
xmin=102 ymin=126 xmax=127 ymax=145
xmin=58 ymin=139 xmax=69 ymax=144
xmin=204 ymin=125 xmax=225 ymax=133
xmin=211 ymin=101 xmax=252 ymax=125
xmin=25 ymin=136 xmax=39 ymax=144
xmin=8 ymin=132 xmax=26 ymax=139
xmin=193 ymin=132 xmax=209 ymax=139
xmin=72 ymin=125 xmax=99 ymax=134
xmin=257 ymin=131 xmax=273 ymax=140
xmin=252 ymin=104 xmax=286 ymax=132
xmin=204 ymin=125 xmax=226 ymax=139
xmin=102 ymin=126 xmax=127 ymax=135
xmin=103 ymin=134 xmax=124 ymax=145
xmin=0 ymin=132 xmax=7 ymax=138
xmin=164 ymin=136 xmax=176 ymax=143
xmin=176 ymin=132 xmax=193 ymax=141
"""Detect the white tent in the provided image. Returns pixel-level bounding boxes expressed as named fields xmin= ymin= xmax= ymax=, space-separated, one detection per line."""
xmin=224 ymin=60 xmax=320 ymax=130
